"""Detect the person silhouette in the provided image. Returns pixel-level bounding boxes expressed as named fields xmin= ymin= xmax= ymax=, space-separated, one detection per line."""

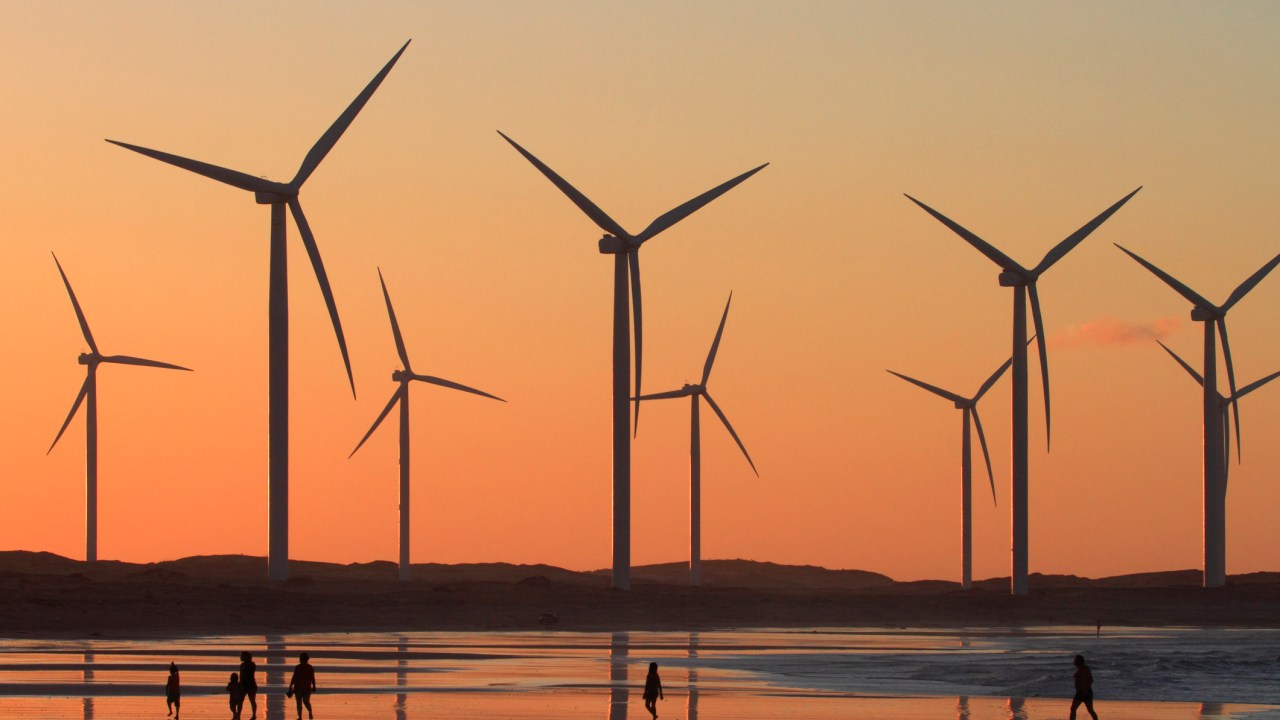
xmin=642 ymin=661 xmax=664 ymax=719
xmin=239 ymin=651 xmax=258 ymax=719
xmin=1070 ymin=654 xmax=1099 ymax=720
xmin=226 ymin=672 xmax=245 ymax=720
xmin=287 ymin=652 xmax=317 ymax=720
xmin=165 ymin=662 xmax=181 ymax=719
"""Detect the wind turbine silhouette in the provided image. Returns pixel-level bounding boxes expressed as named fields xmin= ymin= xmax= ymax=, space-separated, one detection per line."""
xmin=633 ymin=293 xmax=757 ymax=586
xmin=886 ymin=340 xmax=1030 ymax=589
xmin=107 ymin=41 xmax=410 ymax=580
xmin=1114 ymin=242 xmax=1280 ymax=587
xmin=499 ymin=132 xmax=765 ymax=590
xmin=47 ymin=254 xmax=191 ymax=563
xmin=906 ymin=187 xmax=1141 ymax=595
xmin=1158 ymin=341 xmax=1280 ymax=495
xmin=349 ymin=270 xmax=505 ymax=581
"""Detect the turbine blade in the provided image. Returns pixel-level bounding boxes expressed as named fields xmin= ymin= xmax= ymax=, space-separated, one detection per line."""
xmin=1222 ymin=410 xmax=1231 ymax=493
xmin=289 ymin=198 xmax=355 ymax=398
xmin=51 ymin=254 xmax=97 ymax=354
xmin=970 ymin=406 xmax=997 ymax=507
xmin=105 ymin=140 xmax=281 ymax=194
xmin=293 ymin=40 xmax=411 ymax=188
xmin=377 ymin=269 xmax=412 ymax=372
xmin=349 ymin=387 xmax=403 ymax=458
xmin=1034 ymin=187 xmax=1142 ymax=274
xmin=48 ymin=377 xmax=90 ymax=454
xmin=973 ymin=337 xmax=1034 ymax=403
xmin=630 ymin=250 xmax=643 ymax=436
xmin=1157 ymin=341 xmax=1204 ymax=386
xmin=1029 ymin=283 xmax=1051 ymax=450
xmin=1217 ymin=318 xmax=1241 ymax=461
xmin=702 ymin=392 xmax=758 ymax=476
xmin=1233 ymin=369 xmax=1280 ymax=401
xmin=497 ymin=132 xmax=629 ymax=239
xmin=633 ymin=388 xmax=692 ymax=401
xmin=412 ymin=375 xmax=505 ymax=402
xmin=904 ymin=194 xmax=1024 ymax=272
xmin=1223 ymin=251 xmax=1280 ymax=312
xmin=885 ymin=370 xmax=965 ymax=404
xmin=634 ymin=164 xmax=768 ymax=243
xmin=101 ymin=355 xmax=192 ymax=371
xmin=701 ymin=292 xmax=733 ymax=386
xmin=1114 ymin=244 xmax=1214 ymax=309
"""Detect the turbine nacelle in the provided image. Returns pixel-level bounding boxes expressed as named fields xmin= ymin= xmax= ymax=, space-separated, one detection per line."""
xmin=391 ymin=369 xmax=412 ymax=383
xmin=684 ymin=383 xmax=704 ymax=395
xmin=998 ymin=270 xmax=1034 ymax=287
xmin=254 ymin=186 xmax=300 ymax=204
xmin=1190 ymin=306 xmax=1222 ymax=322
xmin=597 ymin=234 xmax=638 ymax=254
xmin=77 ymin=353 xmax=97 ymax=366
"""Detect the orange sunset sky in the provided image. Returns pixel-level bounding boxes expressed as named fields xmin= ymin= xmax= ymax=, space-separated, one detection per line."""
xmin=2 ymin=2 xmax=1279 ymax=582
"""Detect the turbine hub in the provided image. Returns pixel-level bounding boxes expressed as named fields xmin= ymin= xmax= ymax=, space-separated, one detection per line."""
xmin=597 ymin=235 xmax=635 ymax=254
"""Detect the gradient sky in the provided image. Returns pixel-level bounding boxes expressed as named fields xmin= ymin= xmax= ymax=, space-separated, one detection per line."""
xmin=2 ymin=2 xmax=1280 ymax=582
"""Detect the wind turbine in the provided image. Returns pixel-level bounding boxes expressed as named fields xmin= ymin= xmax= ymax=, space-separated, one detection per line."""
xmin=47 ymin=254 xmax=191 ymax=562
xmin=886 ymin=340 xmax=1030 ymax=589
xmin=349 ymin=270 xmax=505 ymax=581
xmin=499 ymin=132 xmax=765 ymax=590
xmin=1114 ymin=242 xmax=1280 ymax=587
xmin=107 ymin=41 xmax=410 ymax=580
xmin=1158 ymin=341 xmax=1280 ymax=494
xmin=633 ymin=293 xmax=757 ymax=586
xmin=906 ymin=187 xmax=1141 ymax=594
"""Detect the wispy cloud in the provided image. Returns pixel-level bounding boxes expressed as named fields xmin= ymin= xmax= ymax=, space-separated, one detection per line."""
xmin=1050 ymin=316 xmax=1182 ymax=349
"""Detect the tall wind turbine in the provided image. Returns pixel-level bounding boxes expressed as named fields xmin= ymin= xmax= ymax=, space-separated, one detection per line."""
xmin=886 ymin=341 xmax=1030 ymax=589
xmin=906 ymin=187 xmax=1141 ymax=594
xmin=634 ymin=293 xmax=757 ymax=586
xmin=1158 ymin=341 xmax=1280 ymax=493
xmin=1115 ymin=243 xmax=1280 ymax=587
xmin=500 ymin=132 xmax=766 ymax=590
xmin=349 ymin=270 xmax=505 ymax=581
xmin=107 ymin=41 xmax=410 ymax=581
xmin=48 ymin=254 xmax=191 ymax=562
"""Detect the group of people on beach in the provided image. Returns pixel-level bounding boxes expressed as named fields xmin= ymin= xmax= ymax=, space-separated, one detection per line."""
xmin=163 ymin=650 xmax=317 ymax=720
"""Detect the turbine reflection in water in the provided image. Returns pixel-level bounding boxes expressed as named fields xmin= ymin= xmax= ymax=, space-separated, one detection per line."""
xmin=395 ymin=636 xmax=408 ymax=720
xmin=266 ymin=635 xmax=285 ymax=720
xmin=957 ymin=696 xmax=970 ymax=720
xmin=82 ymin=651 xmax=93 ymax=720
xmin=1007 ymin=696 xmax=1027 ymax=720
xmin=609 ymin=632 xmax=628 ymax=720
xmin=687 ymin=632 xmax=699 ymax=720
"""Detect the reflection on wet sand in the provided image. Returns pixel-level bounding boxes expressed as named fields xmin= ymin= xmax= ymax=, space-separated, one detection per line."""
xmin=82 ymin=651 xmax=93 ymax=720
xmin=395 ymin=636 xmax=408 ymax=720
xmin=1200 ymin=702 xmax=1224 ymax=718
xmin=266 ymin=635 xmax=285 ymax=720
xmin=687 ymin=632 xmax=699 ymax=720
xmin=956 ymin=695 xmax=969 ymax=720
xmin=1006 ymin=696 xmax=1026 ymax=720
xmin=609 ymin=632 xmax=628 ymax=720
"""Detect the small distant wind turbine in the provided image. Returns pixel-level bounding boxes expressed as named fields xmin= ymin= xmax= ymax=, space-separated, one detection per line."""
xmin=634 ymin=293 xmax=757 ymax=586
xmin=107 ymin=41 xmax=410 ymax=581
xmin=1116 ymin=245 xmax=1280 ymax=587
xmin=906 ymin=187 xmax=1141 ymax=595
xmin=500 ymin=132 xmax=765 ymax=590
xmin=349 ymin=270 xmax=504 ymax=581
xmin=48 ymin=254 xmax=191 ymax=563
xmin=1158 ymin=341 xmax=1280 ymax=493
xmin=887 ymin=340 xmax=1030 ymax=589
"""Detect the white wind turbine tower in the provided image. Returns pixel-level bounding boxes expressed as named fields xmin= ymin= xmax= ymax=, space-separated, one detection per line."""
xmin=107 ymin=41 xmax=410 ymax=581
xmin=500 ymin=132 xmax=765 ymax=590
xmin=349 ymin=270 xmax=505 ymax=581
xmin=1114 ymin=241 xmax=1280 ymax=587
xmin=886 ymin=341 xmax=1029 ymax=589
xmin=48 ymin=254 xmax=191 ymax=562
xmin=633 ymin=293 xmax=757 ymax=586
xmin=1158 ymin=341 xmax=1280 ymax=494
xmin=906 ymin=187 xmax=1141 ymax=595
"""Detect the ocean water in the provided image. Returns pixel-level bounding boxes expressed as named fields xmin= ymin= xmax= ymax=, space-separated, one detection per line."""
xmin=0 ymin=627 xmax=1276 ymax=719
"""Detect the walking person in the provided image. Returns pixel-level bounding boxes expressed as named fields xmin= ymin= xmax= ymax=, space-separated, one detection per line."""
xmin=287 ymin=652 xmax=317 ymax=720
xmin=642 ymin=661 xmax=664 ymax=719
xmin=239 ymin=651 xmax=258 ymax=719
xmin=165 ymin=662 xmax=181 ymax=719
xmin=226 ymin=672 xmax=245 ymax=720
xmin=1070 ymin=654 xmax=1099 ymax=720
